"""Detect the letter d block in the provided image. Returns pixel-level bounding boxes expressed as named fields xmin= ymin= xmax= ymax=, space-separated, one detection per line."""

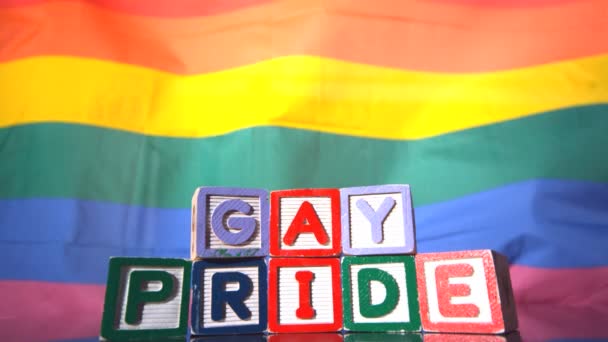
xmin=342 ymin=255 xmax=421 ymax=332
xmin=268 ymin=258 xmax=343 ymax=333
xmin=341 ymin=185 xmax=415 ymax=256
xmin=100 ymin=257 xmax=191 ymax=340
xmin=192 ymin=187 xmax=269 ymax=258
xmin=191 ymin=258 xmax=268 ymax=335
xmin=416 ymin=250 xmax=518 ymax=334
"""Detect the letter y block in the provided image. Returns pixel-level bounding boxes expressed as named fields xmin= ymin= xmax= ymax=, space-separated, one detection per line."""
xmin=341 ymin=185 xmax=415 ymax=255
xmin=191 ymin=187 xmax=269 ymax=258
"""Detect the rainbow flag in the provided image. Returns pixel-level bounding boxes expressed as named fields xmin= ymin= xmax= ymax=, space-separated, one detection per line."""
xmin=1 ymin=0 xmax=607 ymax=340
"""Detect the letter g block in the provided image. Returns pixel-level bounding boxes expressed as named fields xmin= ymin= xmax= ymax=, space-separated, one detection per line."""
xmin=191 ymin=187 xmax=269 ymax=258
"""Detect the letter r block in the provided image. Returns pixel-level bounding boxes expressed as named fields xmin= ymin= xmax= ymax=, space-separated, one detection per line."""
xmin=341 ymin=185 xmax=415 ymax=255
xmin=342 ymin=255 xmax=421 ymax=332
xmin=100 ymin=257 xmax=191 ymax=340
xmin=268 ymin=258 xmax=343 ymax=332
xmin=269 ymin=189 xmax=341 ymax=257
xmin=191 ymin=258 xmax=268 ymax=335
xmin=415 ymin=250 xmax=518 ymax=334
xmin=192 ymin=187 xmax=269 ymax=258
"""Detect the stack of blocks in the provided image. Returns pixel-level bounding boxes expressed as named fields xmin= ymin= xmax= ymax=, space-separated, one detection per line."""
xmin=100 ymin=185 xmax=518 ymax=340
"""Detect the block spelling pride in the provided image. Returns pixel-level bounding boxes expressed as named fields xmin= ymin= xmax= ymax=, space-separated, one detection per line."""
xmin=99 ymin=185 xmax=518 ymax=340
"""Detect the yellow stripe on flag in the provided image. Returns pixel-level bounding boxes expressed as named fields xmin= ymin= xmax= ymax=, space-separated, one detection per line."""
xmin=1 ymin=55 xmax=607 ymax=140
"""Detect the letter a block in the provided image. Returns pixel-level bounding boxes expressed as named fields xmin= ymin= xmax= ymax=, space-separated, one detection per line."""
xmin=341 ymin=185 xmax=415 ymax=255
xmin=191 ymin=258 xmax=268 ymax=335
xmin=100 ymin=257 xmax=191 ymax=340
xmin=269 ymin=189 xmax=341 ymax=257
xmin=342 ymin=255 xmax=421 ymax=332
xmin=415 ymin=250 xmax=518 ymax=334
xmin=268 ymin=258 xmax=343 ymax=332
xmin=192 ymin=187 xmax=269 ymax=258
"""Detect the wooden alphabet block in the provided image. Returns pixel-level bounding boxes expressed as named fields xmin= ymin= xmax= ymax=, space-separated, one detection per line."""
xmin=191 ymin=258 xmax=267 ymax=335
xmin=340 ymin=185 xmax=415 ymax=255
xmin=415 ymin=250 xmax=518 ymax=334
xmin=344 ymin=332 xmax=422 ymax=342
xmin=342 ymin=255 xmax=421 ymax=332
xmin=269 ymin=189 xmax=341 ymax=257
xmin=100 ymin=257 xmax=191 ymax=340
xmin=268 ymin=257 xmax=343 ymax=333
xmin=191 ymin=187 xmax=269 ymax=258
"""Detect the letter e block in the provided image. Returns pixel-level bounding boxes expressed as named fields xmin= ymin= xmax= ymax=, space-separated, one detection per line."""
xmin=341 ymin=185 xmax=415 ymax=255
xmin=100 ymin=257 xmax=191 ymax=340
xmin=342 ymin=255 xmax=420 ymax=332
xmin=269 ymin=189 xmax=341 ymax=257
xmin=192 ymin=187 xmax=269 ymax=258
xmin=268 ymin=258 xmax=343 ymax=332
xmin=191 ymin=258 xmax=268 ymax=335
xmin=416 ymin=250 xmax=518 ymax=334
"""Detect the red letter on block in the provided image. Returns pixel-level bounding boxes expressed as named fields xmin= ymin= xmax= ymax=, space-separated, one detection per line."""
xmin=295 ymin=271 xmax=315 ymax=319
xmin=283 ymin=201 xmax=329 ymax=246
xmin=435 ymin=264 xmax=480 ymax=318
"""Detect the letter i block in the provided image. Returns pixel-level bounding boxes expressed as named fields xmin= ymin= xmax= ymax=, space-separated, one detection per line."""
xmin=415 ymin=250 xmax=518 ymax=334
xmin=192 ymin=187 xmax=269 ymax=258
xmin=191 ymin=258 xmax=268 ymax=335
xmin=269 ymin=189 xmax=341 ymax=257
xmin=341 ymin=185 xmax=415 ymax=255
xmin=342 ymin=255 xmax=421 ymax=332
xmin=268 ymin=258 xmax=343 ymax=332
xmin=100 ymin=257 xmax=191 ymax=340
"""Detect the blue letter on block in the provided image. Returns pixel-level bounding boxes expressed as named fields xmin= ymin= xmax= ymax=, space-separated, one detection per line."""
xmin=191 ymin=259 xmax=268 ymax=335
xmin=211 ymin=199 xmax=256 ymax=245
xmin=356 ymin=197 xmax=396 ymax=244
xmin=211 ymin=272 xmax=253 ymax=321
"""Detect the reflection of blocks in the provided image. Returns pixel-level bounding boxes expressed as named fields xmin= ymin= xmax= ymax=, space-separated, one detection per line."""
xmin=344 ymin=332 xmax=422 ymax=342
xmin=100 ymin=257 xmax=191 ymax=340
xmin=191 ymin=258 xmax=267 ymax=335
xmin=415 ymin=250 xmax=518 ymax=334
xmin=192 ymin=335 xmax=268 ymax=342
xmin=342 ymin=255 xmax=420 ymax=332
xmin=341 ymin=185 xmax=415 ymax=255
xmin=424 ymin=332 xmax=522 ymax=342
xmin=269 ymin=333 xmax=344 ymax=342
xmin=268 ymin=258 xmax=343 ymax=332
xmin=191 ymin=187 xmax=269 ymax=258
xmin=269 ymin=189 xmax=341 ymax=257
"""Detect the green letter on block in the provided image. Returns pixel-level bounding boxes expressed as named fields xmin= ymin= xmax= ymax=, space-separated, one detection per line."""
xmin=358 ymin=268 xmax=399 ymax=318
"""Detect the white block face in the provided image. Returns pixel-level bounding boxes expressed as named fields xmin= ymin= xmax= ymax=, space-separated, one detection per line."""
xmin=206 ymin=195 xmax=262 ymax=249
xmin=117 ymin=266 xmax=184 ymax=330
xmin=278 ymin=266 xmax=334 ymax=324
xmin=202 ymin=267 xmax=260 ymax=328
xmin=424 ymin=258 xmax=493 ymax=324
xmin=279 ymin=197 xmax=333 ymax=250
xmin=350 ymin=263 xmax=411 ymax=324
xmin=348 ymin=193 xmax=406 ymax=249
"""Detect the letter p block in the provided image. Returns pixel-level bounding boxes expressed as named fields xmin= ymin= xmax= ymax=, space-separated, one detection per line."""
xmin=100 ymin=257 xmax=191 ymax=340
xmin=192 ymin=187 xmax=269 ymax=258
